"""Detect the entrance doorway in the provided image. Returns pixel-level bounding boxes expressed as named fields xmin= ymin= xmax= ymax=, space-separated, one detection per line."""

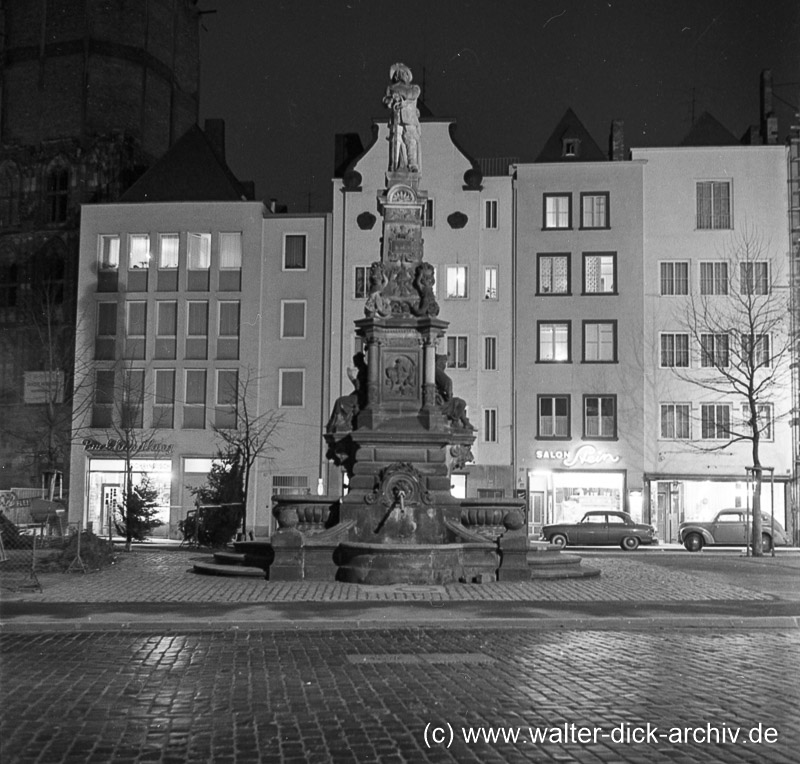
xmin=529 ymin=491 xmax=545 ymax=537
xmin=102 ymin=484 xmax=121 ymax=537
xmin=656 ymin=481 xmax=682 ymax=543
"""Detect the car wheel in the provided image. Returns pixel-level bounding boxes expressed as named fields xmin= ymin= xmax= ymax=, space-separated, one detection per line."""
xmin=762 ymin=533 xmax=773 ymax=553
xmin=684 ymin=533 xmax=703 ymax=552
xmin=550 ymin=533 xmax=567 ymax=549
xmin=620 ymin=536 xmax=640 ymax=551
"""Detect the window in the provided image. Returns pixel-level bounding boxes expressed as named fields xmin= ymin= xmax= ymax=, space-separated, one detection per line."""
xmin=700 ymin=333 xmax=729 ymax=368
xmin=96 ymin=302 xmax=117 ymax=360
xmin=538 ymin=395 xmax=570 ymax=438
xmin=543 ymin=194 xmax=571 ymax=229
xmin=125 ymin=302 xmax=146 ymax=360
xmin=739 ymin=262 xmax=769 ymax=295
xmin=155 ymin=301 xmax=177 ymax=359
xmin=422 ymin=198 xmax=434 ymax=227
xmin=280 ymin=369 xmax=305 ymax=407
xmin=446 ymin=265 xmax=468 ymax=299
xmin=483 ymin=408 xmax=498 ymax=443
xmin=701 ymin=403 xmax=730 ymax=439
xmin=128 ymin=235 xmax=150 ymax=270
xmin=483 ymin=266 xmax=497 ymax=299
xmin=281 ymin=300 xmax=306 ymax=338
xmin=583 ymin=253 xmax=616 ymax=294
xmin=742 ymin=334 xmax=770 ymax=368
xmin=660 ymin=403 xmax=691 ymax=439
xmin=583 ymin=321 xmax=616 ymax=362
xmin=0 ymin=162 xmax=20 ymax=227
xmin=446 ymin=335 xmax=468 ymax=369
xmin=187 ymin=233 xmax=211 ymax=269
xmin=699 ymin=261 xmax=728 ymax=295
xmin=660 ymin=261 xmax=689 ymax=295
xmin=219 ymin=232 xmax=242 ymax=269
xmin=660 ymin=333 xmax=689 ymax=368
xmin=186 ymin=301 xmax=208 ymax=360
xmin=355 ymin=266 xmax=368 ymax=298
xmin=483 ymin=199 xmax=498 ymax=229
xmin=46 ymin=166 xmax=69 ymax=223
xmin=696 ymin=181 xmax=731 ymax=229
xmin=483 ymin=336 xmax=497 ymax=371
xmin=581 ymin=193 xmax=609 ymax=229
xmin=741 ymin=403 xmax=773 ymax=441
xmin=584 ymin=395 xmax=616 ymax=439
xmin=563 ymin=138 xmax=580 ymax=157
xmin=158 ymin=234 xmax=179 ymax=269
xmin=273 ymin=475 xmax=309 ymax=495
xmin=537 ymin=254 xmax=570 ymax=295
xmin=121 ymin=369 xmax=144 ymax=429
xmin=184 ymin=370 xmax=207 ymax=429
xmin=218 ymin=301 xmax=240 ymax=360
xmin=92 ymin=369 xmax=115 ymax=428
xmin=215 ymin=369 xmax=238 ymax=429
xmin=538 ymin=321 xmax=570 ymax=362
xmin=284 ymin=234 xmax=307 ymax=269
xmin=153 ymin=369 xmax=175 ymax=428
xmin=99 ymin=235 xmax=120 ymax=270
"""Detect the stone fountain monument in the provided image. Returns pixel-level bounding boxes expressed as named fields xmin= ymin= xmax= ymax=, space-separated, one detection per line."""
xmin=229 ymin=63 xmax=598 ymax=585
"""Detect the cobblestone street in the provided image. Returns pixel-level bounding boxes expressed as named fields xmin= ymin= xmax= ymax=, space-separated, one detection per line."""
xmin=2 ymin=627 xmax=799 ymax=763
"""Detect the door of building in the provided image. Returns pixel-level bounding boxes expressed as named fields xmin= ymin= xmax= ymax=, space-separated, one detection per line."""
xmin=529 ymin=491 xmax=545 ymax=537
xmin=102 ymin=484 xmax=121 ymax=537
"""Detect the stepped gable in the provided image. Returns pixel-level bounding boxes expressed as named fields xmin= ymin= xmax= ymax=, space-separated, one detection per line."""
xmin=680 ymin=111 xmax=739 ymax=147
xmin=534 ymin=107 xmax=607 ymax=162
xmin=120 ymin=124 xmax=252 ymax=202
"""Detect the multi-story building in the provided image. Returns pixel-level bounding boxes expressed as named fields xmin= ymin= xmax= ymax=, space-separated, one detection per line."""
xmin=329 ymin=117 xmax=515 ymax=499
xmin=69 ymin=125 xmax=328 ymax=538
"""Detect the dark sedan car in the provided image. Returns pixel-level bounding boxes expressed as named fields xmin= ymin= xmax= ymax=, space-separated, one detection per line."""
xmin=541 ymin=510 xmax=658 ymax=551
xmin=679 ymin=509 xmax=790 ymax=552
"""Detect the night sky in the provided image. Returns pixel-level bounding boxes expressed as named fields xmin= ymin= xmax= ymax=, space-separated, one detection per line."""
xmin=197 ymin=0 xmax=799 ymax=212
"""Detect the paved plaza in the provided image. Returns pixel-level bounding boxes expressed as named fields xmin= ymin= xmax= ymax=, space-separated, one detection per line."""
xmin=2 ymin=547 xmax=799 ymax=762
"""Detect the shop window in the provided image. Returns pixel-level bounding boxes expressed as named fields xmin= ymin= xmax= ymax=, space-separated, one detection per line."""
xmin=279 ymin=369 xmax=305 ymax=407
xmin=583 ymin=321 xmax=616 ymax=362
xmin=215 ymin=369 xmax=238 ymax=429
xmin=699 ymin=261 xmax=728 ymax=295
xmin=701 ymin=403 xmax=730 ymax=439
xmin=187 ymin=232 xmax=211 ymax=291
xmin=700 ymin=333 xmax=729 ymax=368
xmin=186 ymin=301 xmax=208 ymax=360
xmin=183 ymin=369 xmax=207 ymax=429
xmin=583 ymin=253 xmax=616 ymax=294
xmin=538 ymin=395 xmax=570 ymax=439
xmin=483 ymin=266 xmax=498 ymax=300
xmin=284 ymin=234 xmax=307 ymax=270
xmin=543 ymin=194 xmax=571 ymax=230
xmin=125 ymin=302 xmax=147 ymax=360
xmin=581 ymin=193 xmax=609 ymax=229
xmin=155 ymin=301 xmax=177 ymax=360
xmin=537 ymin=254 xmax=570 ymax=295
xmin=153 ymin=369 xmax=175 ymax=428
xmin=95 ymin=302 xmax=117 ymax=360
xmin=483 ymin=336 xmax=497 ymax=371
xmin=660 ymin=261 xmax=689 ymax=295
xmin=218 ymin=301 xmax=240 ymax=360
xmin=696 ymin=181 xmax=731 ymax=230
xmin=483 ymin=408 xmax=498 ymax=443
xmin=660 ymin=333 xmax=689 ymax=368
xmin=739 ymin=262 xmax=769 ymax=295
xmin=219 ymin=232 xmax=242 ymax=291
xmin=157 ymin=234 xmax=179 ymax=291
xmin=584 ymin=395 xmax=616 ymax=439
xmin=281 ymin=300 xmax=306 ymax=338
xmin=538 ymin=321 xmax=571 ymax=362
xmin=483 ymin=199 xmax=498 ymax=230
xmin=446 ymin=265 xmax=468 ymax=299
xmin=660 ymin=403 xmax=691 ymax=439
xmin=446 ymin=335 xmax=468 ymax=369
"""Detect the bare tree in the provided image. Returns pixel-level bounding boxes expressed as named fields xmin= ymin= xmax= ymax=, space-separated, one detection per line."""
xmin=675 ymin=227 xmax=791 ymax=555
xmin=211 ymin=368 xmax=283 ymax=537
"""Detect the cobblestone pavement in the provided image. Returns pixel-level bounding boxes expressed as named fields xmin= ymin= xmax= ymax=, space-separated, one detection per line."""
xmin=0 ymin=548 xmax=786 ymax=603
xmin=2 ymin=627 xmax=799 ymax=763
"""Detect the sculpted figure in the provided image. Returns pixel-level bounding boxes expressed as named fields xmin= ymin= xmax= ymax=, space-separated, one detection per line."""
xmin=383 ymin=63 xmax=421 ymax=172
xmin=435 ymin=354 xmax=473 ymax=429
xmin=411 ymin=262 xmax=439 ymax=317
xmin=326 ymin=353 xmax=367 ymax=433
xmin=364 ymin=262 xmax=392 ymax=317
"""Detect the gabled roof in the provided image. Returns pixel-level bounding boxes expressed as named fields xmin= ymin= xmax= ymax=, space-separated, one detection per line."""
xmin=120 ymin=124 xmax=251 ymax=202
xmin=679 ymin=111 xmax=739 ymax=147
xmin=535 ymin=108 xmax=607 ymax=162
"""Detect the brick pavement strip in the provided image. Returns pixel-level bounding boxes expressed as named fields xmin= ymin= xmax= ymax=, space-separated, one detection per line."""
xmin=0 ymin=548 xmax=775 ymax=603
xmin=1 ymin=628 xmax=798 ymax=763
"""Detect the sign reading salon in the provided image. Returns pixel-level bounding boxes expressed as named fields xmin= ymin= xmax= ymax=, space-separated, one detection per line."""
xmin=535 ymin=444 xmax=620 ymax=468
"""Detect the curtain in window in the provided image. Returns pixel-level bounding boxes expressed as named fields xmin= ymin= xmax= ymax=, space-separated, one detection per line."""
xmin=100 ymin=236 xmax=120 ymax=269
xmin=159 ymin=234 xmax=179 ymax=269
xmin=284 ymin=235 xmax=306 ymax=269
xmin=129 ymin=235 xmax=150 ymax=269
xmin=188 ymin=233 xmax=211 ymax=269
xmin=219 ymin=233 xmax=242 ymax=269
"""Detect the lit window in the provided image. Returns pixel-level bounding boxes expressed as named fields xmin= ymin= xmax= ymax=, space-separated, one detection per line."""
xmin=583 ymin=253 xmax=616 ymax=294
xmin=696 ymin=181 xmax=731 ymax=229
xmin=660 ymin=333 xmax=690 ymax=368
xmin=187 ymin=233 xmax=211 ymax=269
xmin=158 ymin=234 xmax=179 ymax=269
xmin=219 ymin=232 xmax=242 ymax=269
xmin=128 ymin=235 xmax=150 ymax=269
xmin=537 ymin=254 xmax=570 ymax=294
xmin=99 ymin=235 xmax=120 ymax=270
xmin=581 ymin=193 xmax=609 ymax=228
xmin=660 ymin=403 xmax=691 ymax=439
xmin=446 ymin=266 xmax=468 ymax=299
xmin=660 ymin=262 xmax=689 ymax=295
xmin=538 ymin=395 xmax=569 ymax=438
xmin=544 ymin=194 xmax=571 ymax=229
xmin=584 ymin=395 xmax=616 ymax=438
xmin=538 ymin=322 xmax=570 ymax=362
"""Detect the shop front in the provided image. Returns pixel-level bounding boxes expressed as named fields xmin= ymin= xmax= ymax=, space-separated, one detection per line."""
xmin=526 ymin=444 xmax=639 ymax=538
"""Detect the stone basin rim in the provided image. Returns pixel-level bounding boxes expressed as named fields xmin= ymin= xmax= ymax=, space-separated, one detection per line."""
xmin=339 ymin=540 xmax=495 ymax=552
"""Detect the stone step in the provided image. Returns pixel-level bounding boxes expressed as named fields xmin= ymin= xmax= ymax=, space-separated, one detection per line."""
xmin=192 ymin=559 xmax=266 ymax=578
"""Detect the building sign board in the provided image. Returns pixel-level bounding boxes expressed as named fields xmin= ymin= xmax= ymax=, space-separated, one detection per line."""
xmin=535 ymin=444 xmax=620 ymax=467
xmin=82 ymin=438 xmax=173 ymax=456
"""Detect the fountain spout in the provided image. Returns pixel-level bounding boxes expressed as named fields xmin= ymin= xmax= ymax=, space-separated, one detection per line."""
xmin=394 ymin=488 xmax=406 ymax=515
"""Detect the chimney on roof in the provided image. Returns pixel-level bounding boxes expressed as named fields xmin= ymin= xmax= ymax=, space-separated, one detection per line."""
xmin=760 ymin=70 xmax=778 ymax=145
xmin=204 ymin=119 xmax=226 ymax=160
xmin=609 ymin=120 xmax=625 ymax=161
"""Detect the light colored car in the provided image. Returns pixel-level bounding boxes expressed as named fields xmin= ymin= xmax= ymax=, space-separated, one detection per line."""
xmin=541 ymin=510 xmax=658 ymax=551
xmin=679 ymin=509 xmax=789 ymax=552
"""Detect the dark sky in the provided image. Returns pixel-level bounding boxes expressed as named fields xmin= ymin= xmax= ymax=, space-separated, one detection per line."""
xmin=197 ymin=0 xmax=799 ymax=213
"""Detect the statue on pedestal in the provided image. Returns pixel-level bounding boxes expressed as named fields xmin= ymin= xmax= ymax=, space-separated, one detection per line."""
xmin=383 ymin=62 xmax=421 ymax=173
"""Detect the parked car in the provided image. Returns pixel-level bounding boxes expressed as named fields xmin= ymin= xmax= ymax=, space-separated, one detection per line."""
xmin=679 ymin=509 xmax=789 ymax=552
xmin=541 ymin=510 xmax=658 ymax=551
